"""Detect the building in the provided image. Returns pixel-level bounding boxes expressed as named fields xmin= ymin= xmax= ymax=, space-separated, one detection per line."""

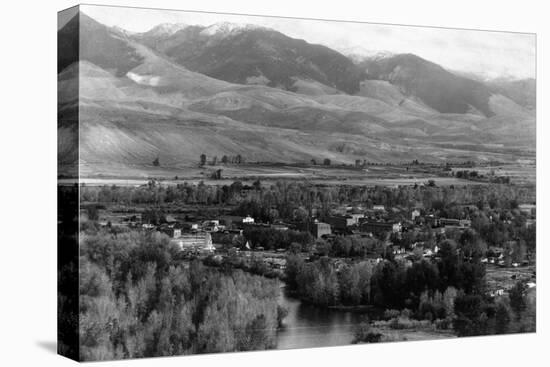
xmin=440 ymin=218 xmax=471 ymax=228
xmin=160 ymin=226 xmax=182 ymax=239
xmin=312 ymin=222 xmax=331 ymax=239
xmin=219 ymin=215 xmax=245 ymax=228
xmin=360 ymin=221 xmax=401 ymax=235
xmin=425 ymin=215 xmax=440 ymax=227
xmin=440 ymin=218 xmax=460 ymax=226
xmin=243 ymin=215 xmax=255 ymax=224
xmin=348 ymin=213 xmax=365 ymax=223
xmin=172 ymin=232 xmax=214 ymax=252
xmin=327 ymin=215 xmax=356 ymax=231
xmin=518 ymin=203 xmax=536 ymax=215
xmin=372 ymin=205 xmax=385 ymax=211
xmin=411 ymin=209 xmax=421 ymax=221
xmin=270 ymin=223 xmax=289 ymax=231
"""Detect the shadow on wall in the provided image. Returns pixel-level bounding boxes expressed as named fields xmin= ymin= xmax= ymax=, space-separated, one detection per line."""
xmin=36 ymin=340 xmax=57 ymax=354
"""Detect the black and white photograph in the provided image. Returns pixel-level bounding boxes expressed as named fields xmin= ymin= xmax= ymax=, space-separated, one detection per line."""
xmin=56 ymin=3 xmax=538 ymax=362
xmin=54 ymin=1 xmax=537 ymax=363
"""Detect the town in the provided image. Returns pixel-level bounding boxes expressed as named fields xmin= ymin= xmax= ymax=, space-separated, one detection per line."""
xmin=82 ymin=178 xmax=536 ymax=301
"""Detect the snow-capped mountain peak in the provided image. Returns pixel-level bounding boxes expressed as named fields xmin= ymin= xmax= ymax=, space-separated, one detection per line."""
xmin=337 ymin=46 xmax=395 ymax=63
xmin=145 ymin=23 xmax=189 ymax=36
xmin=200 ymin=22 xmax=265 ymax=37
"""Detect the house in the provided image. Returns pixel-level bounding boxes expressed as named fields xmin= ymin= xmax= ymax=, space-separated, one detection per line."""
xmin=242 ymin=215 xmax=255 ymax=224
xmin=312 ymin=222 xmax=331 ymax=239
xmin=411 ymin=209 xmax=421 ymax=221
xmin=372 ymin=205 xmax=385 ymax=211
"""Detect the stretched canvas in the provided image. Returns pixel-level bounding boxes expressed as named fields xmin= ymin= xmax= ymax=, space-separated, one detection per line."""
xmin=58 ymin=4 xmax=536 ymax=362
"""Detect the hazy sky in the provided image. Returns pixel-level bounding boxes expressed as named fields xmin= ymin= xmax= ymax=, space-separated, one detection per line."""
xmin=80 ymin=4 xmax=536 ymax=80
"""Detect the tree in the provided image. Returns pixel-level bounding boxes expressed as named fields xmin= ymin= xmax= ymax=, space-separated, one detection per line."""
xmin=211 ymin=169 xmax=222 ymax=180
xmin=459 ymin=229 xmax=487 ymax=259
xmin=284 ymin=254 xmax=303 ymax=290
xmin=494 ymin=302 xmax=511 ymax=334
xmin=323 ymin=158 xmax=331 ymax=166
xmin=153 ymin=157 xmax=160 ymax=167
xmin=352 ymin=320 xmax=382 ymax=344
xmin=453 ymin=294 xmax=489 ymax=336
xmin=509 ymin=281 xmax=527 ymax=319
xmin=200 ymin=154 xmax=207 ymax=166
xmin=310 ymin=159 xmax=317 ymax=165
xmin=86 ymin=205 xmax=99 ymax=221
xmin=221 ymin=155 xmax=228 ymax=164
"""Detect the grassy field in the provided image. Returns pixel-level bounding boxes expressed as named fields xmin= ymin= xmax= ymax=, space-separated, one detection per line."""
xmin=65 ymin=162 xmax=484 ymax=187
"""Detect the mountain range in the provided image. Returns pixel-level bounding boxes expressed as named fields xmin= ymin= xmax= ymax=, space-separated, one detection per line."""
xmin=58 ymin=11 xmax=536 ymax=177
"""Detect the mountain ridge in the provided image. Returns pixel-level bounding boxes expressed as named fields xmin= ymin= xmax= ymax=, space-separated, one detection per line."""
xmin=58 ymin=11 xmax=536 ymax=177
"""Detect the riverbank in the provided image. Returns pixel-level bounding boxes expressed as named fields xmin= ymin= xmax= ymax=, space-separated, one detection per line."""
xmin=276 ymin=286 xmax=457 ymax=350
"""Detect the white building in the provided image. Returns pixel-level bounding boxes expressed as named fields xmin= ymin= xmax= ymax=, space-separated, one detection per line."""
xmin=171 ymin=232 xmax=214 ymax=252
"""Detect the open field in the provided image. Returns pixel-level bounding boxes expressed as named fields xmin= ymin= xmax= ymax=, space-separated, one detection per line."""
xmin=485 ymin=265 xmax=536 ymax=293
xmin=61 ymin=162 xmax=501 ymax=187
xmin=64 ymin=175 xmax=476 ymax=187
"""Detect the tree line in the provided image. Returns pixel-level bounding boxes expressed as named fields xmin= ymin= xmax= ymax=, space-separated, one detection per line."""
xmin=284 ymin=236 xmax=535 ymax=336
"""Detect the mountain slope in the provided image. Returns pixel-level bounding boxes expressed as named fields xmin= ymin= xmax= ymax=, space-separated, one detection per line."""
xmin=359 ymin=54 xmax=495 ymax=117
xmin=58 ymin=13 xmax=536 ymax=177
xmin=76 ymin=13 xmax=145 ymax=76
xmin=487 ymin=78 xmax=535 ymax=109
xmin=134 ymin=24 xmax=365 ymax=94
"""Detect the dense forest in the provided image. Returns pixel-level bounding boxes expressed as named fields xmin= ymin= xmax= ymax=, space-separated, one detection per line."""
xmin=79 ymin=227 xmax=284 ymax=361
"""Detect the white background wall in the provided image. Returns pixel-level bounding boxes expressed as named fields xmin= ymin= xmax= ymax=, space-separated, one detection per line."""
xmin=0 ymin=0 xmax=547 ymax=366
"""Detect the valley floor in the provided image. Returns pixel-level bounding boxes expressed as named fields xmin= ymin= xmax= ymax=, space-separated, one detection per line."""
xmin=62 ymin=162 xmax=535 ymax=187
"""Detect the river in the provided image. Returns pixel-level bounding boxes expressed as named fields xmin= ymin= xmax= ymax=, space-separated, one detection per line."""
xmin=275 ymin=286 xmax=456 ymax=349
xmin=276 ymin=287 xmax=366 ymax=350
